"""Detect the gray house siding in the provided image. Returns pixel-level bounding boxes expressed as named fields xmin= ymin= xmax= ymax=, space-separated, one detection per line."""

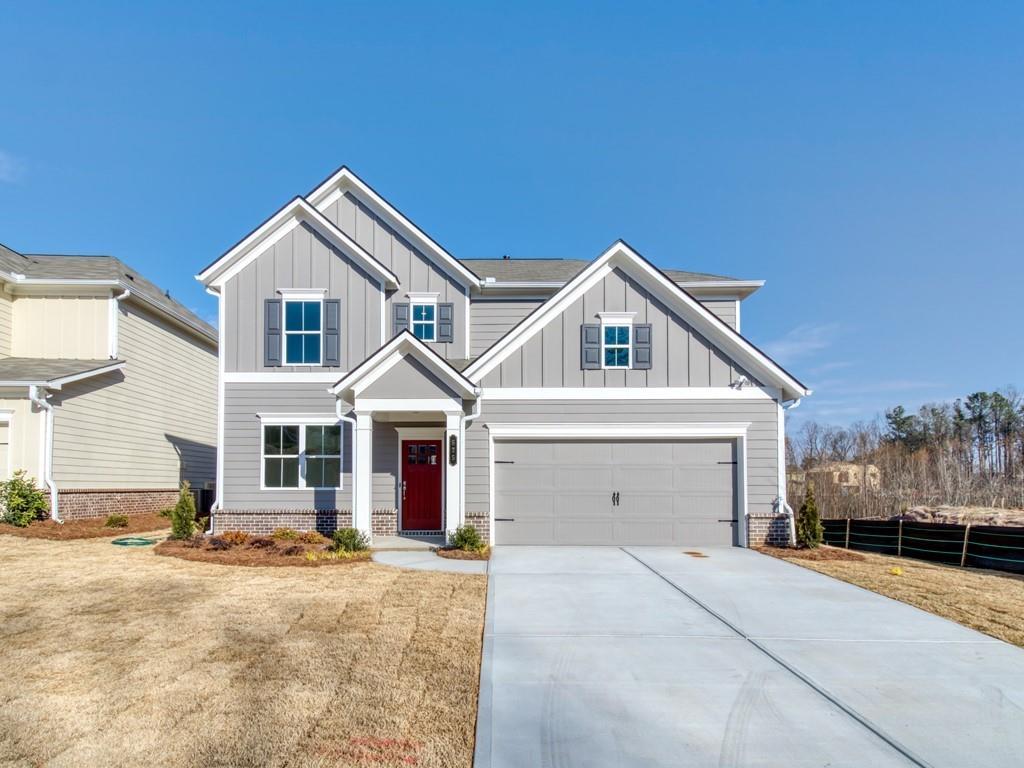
xmin=469 ymin=298 xmax=543 ymax=357
xmin=223 ymin=221 xmax=383 ymax=373
xmin=322 ymin=191 xmax=469 ymax=360
xmin=480 ymin=267 xmax=753 ymax=388
xmin=359 ymin=356 xmax=460 ymax=400
xmin=699 ymin=298 xmax=738 ymax=330
xmin=465 ymin=399 xmax=779 ymax=524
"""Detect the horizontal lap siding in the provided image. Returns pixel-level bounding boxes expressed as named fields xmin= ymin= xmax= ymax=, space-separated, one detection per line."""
xmin=465 ymin=399 xmax=779 ymax=520
xmin=470 ymin=299 xmax=542 ymax=357
xmin=699 ymin=299 xmax=738 ymax=330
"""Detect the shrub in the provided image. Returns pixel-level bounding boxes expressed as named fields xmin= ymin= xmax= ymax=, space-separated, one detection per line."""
xmin=248 ymin=536 xmax=276 ymax=550
xmin=299 ymin=530 xmax=327 ymax=545
xmin=796 ymin=483 xmax=824 ymax=549
xmin=272 ymin=527 xmax=300 ymax=541
xmin=220 ymin=530 xmax=249 ymax=546
xmin=184 ymin=535 xmax=205 ymax=549
xmin=104 ymin=513 xmax=129 ymax=528
xmin=169 ymin=481 xmax=197 ymax=540
xmin=208 ymin=536 xmax=231 ymax=551
xmin=280 ymin=544 xmax=304 ymax=556
xmin=332 ymin=528 xmax=369 ymax=553
xmin=450 ymin=524 xmax=483 ymax=552
xmin=159 ymin=507 xmax=173 ymax=519
xmin=0 ymin=471 xmax=49 ymax=527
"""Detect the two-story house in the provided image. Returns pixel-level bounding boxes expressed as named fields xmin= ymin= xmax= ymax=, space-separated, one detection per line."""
xmin=197 ymin=167 xmax=810 ymax=547
xmin=0 ymin=243 xmax=217 ymax=520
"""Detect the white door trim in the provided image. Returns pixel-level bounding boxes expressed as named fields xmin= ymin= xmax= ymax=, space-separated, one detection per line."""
xmin=396 ymin=426 xmax=446 ymax=534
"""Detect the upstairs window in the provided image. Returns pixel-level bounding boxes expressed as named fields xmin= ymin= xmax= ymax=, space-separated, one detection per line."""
xmin=284 ymin=300 xmax=322 ymax=365
xmin=602 ymin=325 xmax=631 ymax=368
xmin=412 ymin=302 xmax=436 ymax=341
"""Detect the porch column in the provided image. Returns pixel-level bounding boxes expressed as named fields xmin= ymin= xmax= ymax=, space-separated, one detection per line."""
xmin=444 ymin=411 xmax=462 ymax=539
xmin=353 ymin=410 xmax=373 ymax=537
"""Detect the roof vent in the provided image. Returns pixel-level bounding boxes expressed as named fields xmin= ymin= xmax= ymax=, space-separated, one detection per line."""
xmin=502 ymin=254 xmax=510 ymax=260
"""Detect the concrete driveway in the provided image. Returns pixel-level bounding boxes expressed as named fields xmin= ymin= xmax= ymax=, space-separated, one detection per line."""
xmin=474 ymin=546 xmax=1024 ymax=768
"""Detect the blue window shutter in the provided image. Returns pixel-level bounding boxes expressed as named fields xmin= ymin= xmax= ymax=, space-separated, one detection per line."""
xmin=437 ymin=303 xmax=454 ymax=343
xmin=264 ymin=299 xmax=282 ymax=367
xmin=323 ymin=299 xmax=341 ymax=367
xmin=581 ymin=324 xmax=601 ymax=369
xmin=633 ymin=324 xmax=652 ymax=370
xmin=393 ymin=302 xmax=410 ymax=336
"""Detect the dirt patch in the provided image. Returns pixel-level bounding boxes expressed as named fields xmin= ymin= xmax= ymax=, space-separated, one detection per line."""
xmin=897 ymin=505 xmax=1024 ymax=527
xmin=764 ymin=546 xmax=1024 ymax=647
xmin=758 ymin=545 xmax=866 ymax=563
xmin=0 ymin=534 xmax=486 ymax=767
xmin=0 ymin=512 xmax=170 ymax=540
xmin=436 ymin=547 xmax=490 ymax=561
xmin=156 ymin=534 xmax=371 ymax=568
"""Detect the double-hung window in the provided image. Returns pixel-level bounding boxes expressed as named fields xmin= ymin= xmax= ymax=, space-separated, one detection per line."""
xmin=602 ymin=325 xmax=631 ymax=368
xmin=412 ymin=303 xmax=436 ymax=341
xmin=262 ymin=422 xmax=342 ymax=489
xmin=284 ymin=299 xmax=322 ymax=365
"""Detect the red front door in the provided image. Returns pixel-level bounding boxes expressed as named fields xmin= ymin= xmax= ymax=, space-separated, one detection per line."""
xmin=401 ymin=440 xmax=443 ymax=531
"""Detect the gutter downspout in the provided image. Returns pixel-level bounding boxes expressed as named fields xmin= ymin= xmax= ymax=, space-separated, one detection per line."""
xmin=28 ymin=385 xmax=59 ymax=523
xmin=336 ymin=399 xmax=357 ymax=523
xmin=459 ymin=390 xmax=483 ymax=536
xmin=109 ymin=288 xmax=131 ymax=359
xmin=781 ymin=398 xmax=802 ymax=545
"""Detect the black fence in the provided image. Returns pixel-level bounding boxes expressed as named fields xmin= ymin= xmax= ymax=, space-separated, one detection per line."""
xmin=822 ymin=519 xmax=1024 ymax=574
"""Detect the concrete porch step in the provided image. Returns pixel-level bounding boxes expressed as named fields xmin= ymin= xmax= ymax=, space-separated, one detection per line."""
xmin=371 ymin=534 xmax=446 ymax=551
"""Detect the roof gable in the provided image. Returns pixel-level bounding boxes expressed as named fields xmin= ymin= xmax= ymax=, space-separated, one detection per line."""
xmin=463 ymin=240 xmax=810 ymax=400
xmin=307 ymin=166 xmax=480 ymax=288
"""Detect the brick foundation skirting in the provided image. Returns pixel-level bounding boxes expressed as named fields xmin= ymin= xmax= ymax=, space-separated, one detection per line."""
xmin=57 ymin=488 xmax=180 ymax=521
xmin=372 ymin=508 xmax=398 ymax=537
xmin=214 ymin=509 xmax=353 ymax=536
xmin=747 ymin=513 xmax=792 ymax=547
xmin=464 ymin=513 xmax=490 ymax=544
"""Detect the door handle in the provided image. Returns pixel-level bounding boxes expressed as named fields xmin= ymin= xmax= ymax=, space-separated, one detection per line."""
xmin=402 ymin=481 xmax=407 ymax=500
xmin=612 ymin=491 xmax=620 ymax=506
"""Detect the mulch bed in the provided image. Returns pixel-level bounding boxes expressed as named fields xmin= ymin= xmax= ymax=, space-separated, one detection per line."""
xmin=155 ymin=532 xmax=371 ymax=568
xmin=0 ymin=512 xmax=170 ymax=540
xmin=757 ymin=544 xmax=866 ymax=563
xmin=436 ymin=547 xmax=490 ymax=561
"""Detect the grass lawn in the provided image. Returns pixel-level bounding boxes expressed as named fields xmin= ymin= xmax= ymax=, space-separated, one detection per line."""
xmin=762 ymin=545 xmax=1024 ymax=648
xmin=0 ymin=533 xmax=486 ymax=767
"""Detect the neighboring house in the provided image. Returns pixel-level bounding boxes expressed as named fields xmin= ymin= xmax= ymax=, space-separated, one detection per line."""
xmin=197 ymin=167 xmax=810 ymax=547
xmin=0 ymin=243 xmax=217 ymax=520
xmin=791 ymin=462 xmax=882 ymax=495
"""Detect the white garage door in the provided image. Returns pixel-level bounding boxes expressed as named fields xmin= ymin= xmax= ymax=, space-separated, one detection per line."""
xmin=493 ymin=439 xmax=738 ymax=546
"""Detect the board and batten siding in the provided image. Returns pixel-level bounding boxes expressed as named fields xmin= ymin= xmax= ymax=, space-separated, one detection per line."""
xmin=321 ymin=191 xmax=469 ymax=361
xmin=465 ymin=399 xmax=780 ymax=522
xmin=11 ymin=294 xmax=109 ymax=359
xmin=0 ymin=289 xmax=13 ymax=358
xmin=49 ymin=303 xmax=217 ymax=489
xmin=698 ymin=298 xmax=738 ymax=330
xmin=223 ymin=221 xmax=383 ymax=373
xmin=469 ymin=298 xmax=543 ymax=357
xmin=481 ymin=267 xmax=753 ymax=388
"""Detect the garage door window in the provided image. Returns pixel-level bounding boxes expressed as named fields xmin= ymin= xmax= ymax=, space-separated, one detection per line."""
xmin=603 ymin=325 xmax=631 ymax=368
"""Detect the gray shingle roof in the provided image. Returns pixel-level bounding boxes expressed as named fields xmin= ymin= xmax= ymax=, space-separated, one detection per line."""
xmin=0 ymin=243 xmax=215 ymax=341
xmin=459 ymin=258 xmax=739 ymax=283
xmin=0 ymin=358 xmax=124 ymax=386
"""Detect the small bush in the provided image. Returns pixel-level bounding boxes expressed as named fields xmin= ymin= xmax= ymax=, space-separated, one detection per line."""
xmin=332 ymin=528 xmax=369 ymax=553
xmin=247 ymin=536 xmax=276 ymax=550
xmin=169 ymin=481 xmax=197 ymax=540
xmin=0 ymin=471 xmax=49 ymax=527
xmin=450 ymin=524 xmax=483 ymax=552
xmin=272 ymin=527 xmax=300 ymax=541
xmin=220 ymin=530 xmax=249 ymax=546
xmin=208 ymin=536 xmax=231 ymax=551
xmin=280 ymin=544 xmax=304 ymax=556
xmin=305 ymin=549 xmax=367 ymax=562
xmin=299 ymin=530 xmax=327 ymax=545
xmin=184 ymin=535 xmax=205 ymax=549
xmin=104 ymin=513 xmax=129 ymax=529
xmin=796 ymin=483 xmax=824 ymax=549
xmin=158 ymin=507 xmax=173 ymax=519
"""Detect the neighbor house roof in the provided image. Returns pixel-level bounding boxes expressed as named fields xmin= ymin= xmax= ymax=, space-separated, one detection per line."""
xmin=0 ymin=358 xmax=125 ymax=389
xmin=461 ymin=258 xmax=739 ymax=284
xmin=0 ymin=243 xmax=216 ymax=342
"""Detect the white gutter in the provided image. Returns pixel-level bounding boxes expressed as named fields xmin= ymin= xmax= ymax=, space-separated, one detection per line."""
xmin=780 ymin=398 xmax=802 ymax=545
xmin=458 ymin=391 xmax=483 ymax=534
xmin=28 ymin=385 xmax=59 ymax=523
xmin=109 ymin=288 xmax=131 ymax=358
xmin=336 ymin=399 xmax=358 ymax=526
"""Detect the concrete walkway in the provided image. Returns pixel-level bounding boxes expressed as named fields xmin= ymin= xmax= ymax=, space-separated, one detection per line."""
xmin=371 ymin=549 xmax=488 ymax=574
xmin=475 ymin=546 xmax=1024 ymax=768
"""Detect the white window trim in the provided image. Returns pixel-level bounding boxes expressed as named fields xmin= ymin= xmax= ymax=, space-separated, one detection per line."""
xmin=258 ymin=415 xmax=343 ymax=491
xmin=282 ymin=297 xmax=324 ymax=367
xmin=408 ymin=292 xmax=439 ymax=343
xmin=598 ymin=312 xmax=635 ymax=370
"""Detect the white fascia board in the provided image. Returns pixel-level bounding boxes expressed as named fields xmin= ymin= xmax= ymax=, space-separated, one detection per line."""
xmin=486 ymin=422 xmax=751 ymax=439
xmin=46 ymin=361 xmax=126 ymax=390
xmin=481 ymin=386 xmax=778 ymax=401
xmin=224 ymin=371 xmax=344 ymax=383
xmin=200 ymin=197 xmax=399 ymax=290
xmin=464 ymin=240 xmax=809 ymax=399
xmin=257 ymin=412 xmax=340 ymax=424
xmin=356 ymin=398 xmax=462 ymax=413
xmin=307 ymin=167 xmax=481 ymax=289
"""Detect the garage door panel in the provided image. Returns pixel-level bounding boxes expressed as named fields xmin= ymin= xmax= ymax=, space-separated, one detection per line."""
xmin=614 ymin=467 xmax=675 ymax=490
xmin=496 ymin=466 xmax=556 ymax=492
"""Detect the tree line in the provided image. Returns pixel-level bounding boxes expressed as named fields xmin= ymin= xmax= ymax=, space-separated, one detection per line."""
xmin=787 ymin=389 xmax=1024 ymax=518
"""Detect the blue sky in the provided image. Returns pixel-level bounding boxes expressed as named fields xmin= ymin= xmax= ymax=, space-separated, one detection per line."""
xmin=2 ymin=2 xmax=1021 ymax=426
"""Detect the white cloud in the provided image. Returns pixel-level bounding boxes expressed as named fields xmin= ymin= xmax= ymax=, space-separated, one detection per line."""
xmin=762 ymin=322 xmax=840 ymax=365
xmin=0 ymin=151 xmax=24 ymax=183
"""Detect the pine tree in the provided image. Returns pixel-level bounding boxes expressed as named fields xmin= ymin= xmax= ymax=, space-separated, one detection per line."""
xmin=796 ymin=483 xmax=824 ymax=549
xmin=170 ymin=481 xmax=197 ymax=539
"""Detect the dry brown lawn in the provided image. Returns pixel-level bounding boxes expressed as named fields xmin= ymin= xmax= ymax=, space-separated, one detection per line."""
xmin=762 ymin=545 xmax=1024 ymax=647
xmin=0 ymin=533 xmax=486 ymax=767
xmin=1 ymin=512 xmax=170 ymax=540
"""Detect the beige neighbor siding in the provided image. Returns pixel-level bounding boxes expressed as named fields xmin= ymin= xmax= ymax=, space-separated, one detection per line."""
xmin=0 ymin=393 xmax=43 ymax=480
xmin=224 ymin=221 xmax=384 ymax=374
xmin=698 ymin=298 xmax=738 ymax=330
xmin=49 ymin=302 xmax=216 ymax=489
xmin=481 ymin=267 xmax=754 ymax=388
xmin=11 ymin=294 xmax=109 ymax=359
xmin=322 ymin=191 xmax=470 ymax=361
xmin=469 ymin=298 xmax=543 ymax=358
xmin=0 ymin=288 xmax=13 ymax=357
xmin=465 ymin=399 xmax=780 ymax=522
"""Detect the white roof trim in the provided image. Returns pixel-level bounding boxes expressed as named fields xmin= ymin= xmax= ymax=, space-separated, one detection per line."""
xmin=0 ymin=361 xmax=126 ymax=390
xmin=197 ymin=196 xmax=400 ymax=290
xmin=306 ymin=166 xmax=481 ymax=288
xmin=486 ymin=422 xmax=751 ymax=439
xmin=463 ymin=240 xmax=810 ymax=400
xmin=330 ymin=331 xmax=479 ymax=400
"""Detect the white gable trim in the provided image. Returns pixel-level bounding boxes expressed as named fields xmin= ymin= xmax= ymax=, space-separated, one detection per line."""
xmin=197 ymin=196 xmax=400 ymax=290
xmin=330 ymin=331 xmax=479 ymax=401
xmin=463 ymin=241 xmax=810 ymax=400
xmin=307 ymin=166 xmax=481 ymax=289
